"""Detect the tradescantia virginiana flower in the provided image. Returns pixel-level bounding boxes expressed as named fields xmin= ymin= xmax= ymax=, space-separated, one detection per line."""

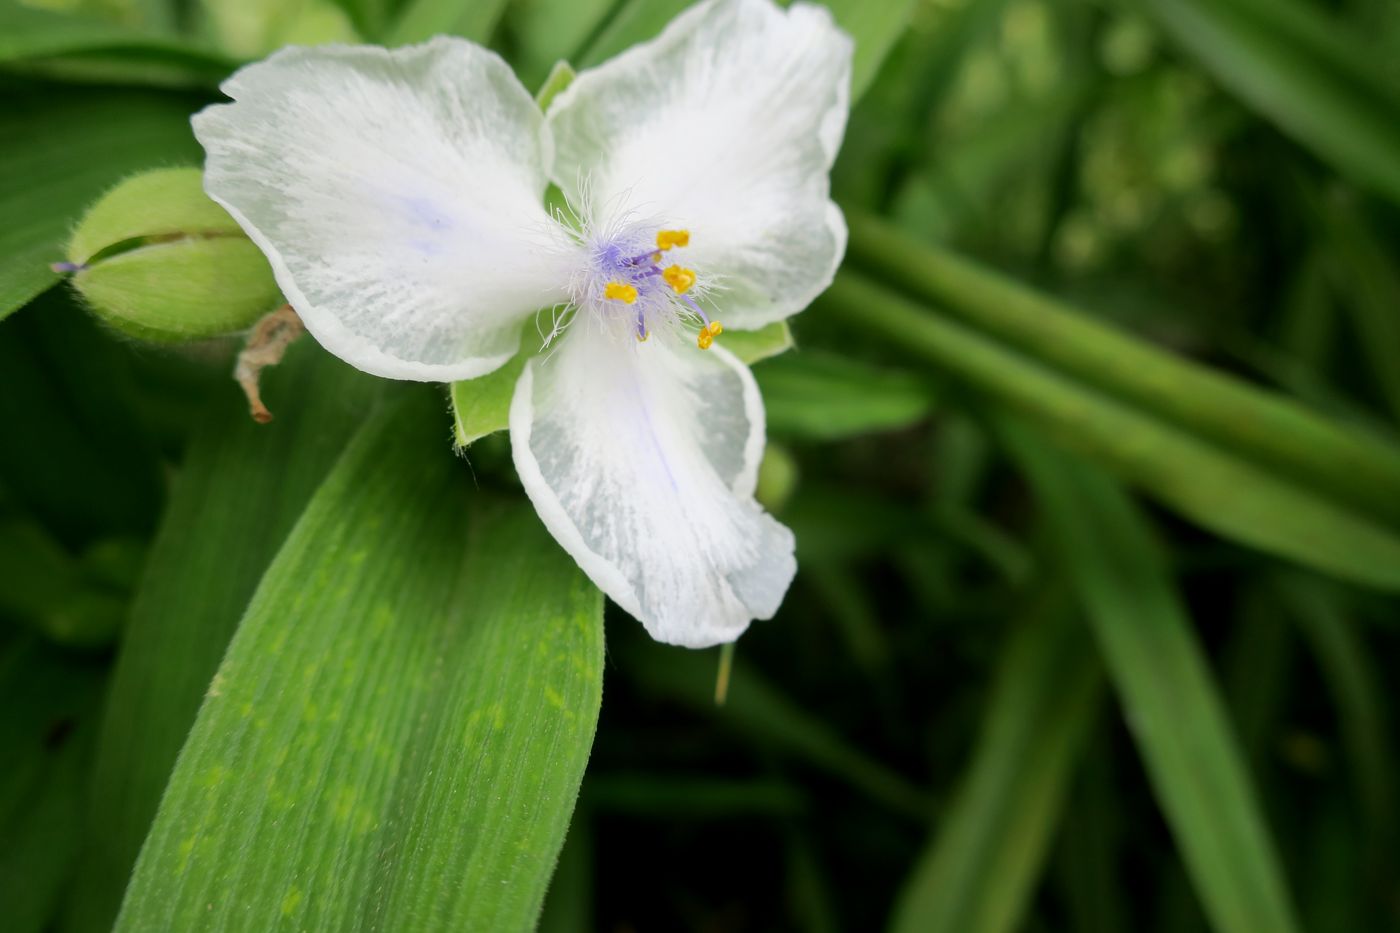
xmin=192 ymin=0 xmax=852 ymax=647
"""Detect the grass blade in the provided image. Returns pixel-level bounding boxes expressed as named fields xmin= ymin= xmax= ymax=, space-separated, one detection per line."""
xmin=1277 ymin=576 xmax=1395 ymax=870
xmin=1002 ymin=421 xmax=1301 ymax=933
xmin=846 ymin=214 xmax=1400 ymax=529
xmin=1135 ymin=0 xmax=1400 ymax=205
xmin=622 ymin=641 xmax=931 ymax=820
xmin=116 ymin=390 xmax=604 ymax=931
xmin=890 ymin=596 xmax=1102 ymax=933
xmin=820 ymin=269 xmax=1400 ymax=590
xmin=757 ymin=350 xmax=934 ymax=441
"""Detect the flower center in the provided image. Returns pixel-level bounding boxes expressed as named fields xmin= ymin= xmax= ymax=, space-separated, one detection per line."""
xmin=585 ymin=228 xmax=722 ymax=350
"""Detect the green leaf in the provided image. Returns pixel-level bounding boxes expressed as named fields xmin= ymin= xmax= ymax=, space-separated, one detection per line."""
xmin=577 ymin=0 xmax=688 ymax=68
xmin=0 ymin=83 xmax=202 ymax=320
xmin=506 ymin=0 xmax=614 ymax=91
xmin=1002 ymin=422 xmax=1301 ymax=933
xmin=1313 ymin=193 xmax=1400 ymax=421
xmin=1277 ymin=576 xmax=1395 ymax=861
xmin=847 ymin=215 xmax=1400 ymax=528
xmin=889 ymin=595 xmax=1102 ymax=933
xmin=0 ymin=519 xmax=128 ymax=647
xmin=64 ymin=344 xmax=383 ymax=933
xmin=1135 ymin=0 xmax=1400 ymax=205
xmin=816 ymin=0 xmax=918 ymax=100
xmin=621 ymin=641 xmax=931 ymax=820
xmin=832 ymin=221 xmax=1400 ymax=590
xmin=387 ymin=0 xmax=509 ymax=45
xmin=115 ymin=390 xmax=604 ymax=932
xmin=0 ymin=636 xmax=108 ymax=933
xmin=0 ymin=294 xmax=165 ymax=542
xmin=0 ymin=3 xmax=232 ymax=86
xmin=757 ymin=349 xmax=932 ymax=441
xmin=194 ymin=0 xmax=359 ymax=59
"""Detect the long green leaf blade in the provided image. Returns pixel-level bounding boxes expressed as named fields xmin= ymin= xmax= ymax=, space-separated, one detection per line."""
xmin=0 ymin=83 xmax=202 ymax=320
xmin=1135 ymin=0 xmax=1400 ymax=205
xmin=64 ymin=345 xmax=381 ymax=933
xmin=116 ymin=391 xmax=604 ymax=931
xmin=819 ymin=271 xmax=1400 ymax=590
xmin=816 ymin=0 xmax=918 ymax=99
xmin=622 ymin=642 xmax=931 ymax=820
xmin=890 ymin=597 xmax=1102 ymax=933
xmin=845 ymin=214 xmax=1400 ymax=529
xmin=1003 ymin=423 xmax=1300 ymax=933
xmin=386 ymin=0 xmax=509 ymax=45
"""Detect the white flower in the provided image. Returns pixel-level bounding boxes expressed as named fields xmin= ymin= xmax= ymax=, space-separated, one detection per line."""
xmin=192 ymin=0 xmax=852 ymax=647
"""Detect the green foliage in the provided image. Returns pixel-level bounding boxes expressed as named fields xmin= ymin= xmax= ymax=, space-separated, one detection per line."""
xmin=890 ymin=597 xmax=1102 ymax=933
xmin=387 ymin=0 xmax=509 ymax=45
xmin=0 ymin=83 xmax=202 ymax=319
xmin=3 ymin=0 xmax=1400 ymax=930
xmin=116 ymin=391 xmax=603 ymax=931
xmin=1134 ymin=0 xmax=1400 ymax=205
xmin=66 ymin=168 xmax=283 ymax=340
xmin=758 ymin=350 xmax=934 ymax=441
xmin=1005 ymin=425 xmax=1300 ymax=933
xmin=0 ymin=636 xmax=108 ymax=933
xmin=822 ymin=268 xmax=1400 ymax=590
xmin=64 ymin=343 xmax=383 ymax=933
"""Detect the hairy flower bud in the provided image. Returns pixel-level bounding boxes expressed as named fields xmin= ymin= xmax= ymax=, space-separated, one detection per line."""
xmin=62 ymin=167 xmax=282 ymax=343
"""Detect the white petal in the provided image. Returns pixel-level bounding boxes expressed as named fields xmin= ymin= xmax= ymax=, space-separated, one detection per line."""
xmin=510 ymin=320 xmax=796 ymax=647
xmin=194 ymin=39 xmax=578 ymax=382
xmin=546 ymin=0 xmax=852 ymax=330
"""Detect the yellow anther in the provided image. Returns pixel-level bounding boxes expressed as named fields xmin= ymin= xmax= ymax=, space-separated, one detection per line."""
xmin=604 ymin=281 xmax=638 ymax=304
xmin=656 ymin=229 xmax=690 ymax=251
xmin=706 ymin=321 xmax=723 ymax=337
xmin=662 ymin=265 xmax=697 ymax=294
xmin=697 ymin=331 xmax=714 ymax=350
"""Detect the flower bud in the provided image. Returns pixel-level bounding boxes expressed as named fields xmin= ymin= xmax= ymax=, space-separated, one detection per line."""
xmin=63 ymin=167 xmax=283 ymax=343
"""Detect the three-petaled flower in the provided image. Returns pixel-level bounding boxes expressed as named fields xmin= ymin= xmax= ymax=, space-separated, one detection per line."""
xmin=193 ymin=0 xmax=852 ymax=647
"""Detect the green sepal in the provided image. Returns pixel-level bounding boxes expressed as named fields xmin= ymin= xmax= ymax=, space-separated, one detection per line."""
xmin=67 ymin=167 xmax=241 ymax=266
xmin=724 ymin=320 xmax=795 ymax=365
xmin=73 ymin=238 xmax=282 ymax=343
xmin=449 ymin=319 xmax=797 ymax=449
xmin=535 ymin=60 xmax=576 ymax=110
xmin=65 ymin=168 xmax=282 ymax=342
xmin=450 ymin=350 xmax=528 ymax=448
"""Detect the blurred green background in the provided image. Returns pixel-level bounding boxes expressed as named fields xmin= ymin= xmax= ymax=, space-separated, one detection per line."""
xmin=2 ymin=0 xmax=1399 ymax=930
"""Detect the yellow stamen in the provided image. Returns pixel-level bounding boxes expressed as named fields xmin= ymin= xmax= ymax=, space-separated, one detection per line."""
xmin=662 ymin=265 xmax=697 ymax=294
xmin=706 ymin=321 xmax=723 ymax=337
xmin=697 ymin=331 xmax=714 ymax=350
xmin=656 ymin=229 xmax=690 ymax=251
xmin=604 ymin=281 xmax=638 ymax=304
